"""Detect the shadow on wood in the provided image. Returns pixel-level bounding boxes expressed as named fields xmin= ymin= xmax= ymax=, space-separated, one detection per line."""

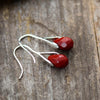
xmin=0 ymin=0 xmax=27 ymax=8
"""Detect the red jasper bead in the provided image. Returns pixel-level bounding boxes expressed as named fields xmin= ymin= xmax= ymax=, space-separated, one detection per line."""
xmin=48 ymin=54 xmax=68 ymax=68
xmin=53 ymin=37 xmax=74 ymax=50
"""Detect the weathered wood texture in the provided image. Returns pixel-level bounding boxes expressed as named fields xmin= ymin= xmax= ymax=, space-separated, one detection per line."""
xmin=93 ymin=0 xmax=100 ymax=63
xmin=0 ymin=0 xmax=100 ymax=100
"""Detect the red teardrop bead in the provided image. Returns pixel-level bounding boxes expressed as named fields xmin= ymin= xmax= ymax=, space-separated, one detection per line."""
xmin=48 ymin=54 xmax=68 ymax=68
xmin=53 ymin=37 xmax=74 ymax=50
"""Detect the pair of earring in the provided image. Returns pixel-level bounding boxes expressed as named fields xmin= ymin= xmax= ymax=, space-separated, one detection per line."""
xmin=13 ymin=34 xmax=74 ymax=79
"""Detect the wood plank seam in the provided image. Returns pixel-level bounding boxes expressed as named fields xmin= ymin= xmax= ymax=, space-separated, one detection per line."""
xmin=90 ymin=0 xmax=100 ymax=66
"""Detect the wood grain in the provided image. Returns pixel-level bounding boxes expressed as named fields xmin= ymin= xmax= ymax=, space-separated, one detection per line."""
xmin=92 ymin=0 xmax=100 ymax=99
xmin=0 ymin=0 xmax=100 ymax=100
xmin=93 ymin=0 xmax=100 ymax=62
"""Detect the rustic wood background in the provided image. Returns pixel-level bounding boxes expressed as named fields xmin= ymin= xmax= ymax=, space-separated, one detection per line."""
xmin=0 ymin=0 xmax=100 ymax=100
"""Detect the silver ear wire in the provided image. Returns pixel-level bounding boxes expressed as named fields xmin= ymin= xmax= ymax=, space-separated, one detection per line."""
xmin=43 ymin=36 xmax=61 ymax=40
xmin=13 ymin=45 xmax=24 ymax=79
xmin=13 ymin=45 xmax=36 ymax=80
xmin=18 ymin=34 xmax=59 ymax=49
xmin=39 ymin=52 xmax=59 ymax=55
xmin=13 ymin=34 xmax=60 ymax=80
xmin=13 ymin=44 xmax=59 ymax=80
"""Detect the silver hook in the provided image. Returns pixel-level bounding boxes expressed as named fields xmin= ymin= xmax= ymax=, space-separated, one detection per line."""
xmin=18 ymin=34 xmax=59 ymax=49
xmin=13 ymin=44 xmax=59 ymax=80
xmin=13 ymin=45 xmax=36 ymax=80
xmin=13 ymin=34 xmax=60 ymax=80
xmin=43 ymin=36 xmax=61 ymax=40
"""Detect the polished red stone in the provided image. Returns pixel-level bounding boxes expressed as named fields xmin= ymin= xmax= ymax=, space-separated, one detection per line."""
xmin=48 ymin=54 xmax=68 ymax=68
xmin=53 ymin=37 xmax=74 ymax=50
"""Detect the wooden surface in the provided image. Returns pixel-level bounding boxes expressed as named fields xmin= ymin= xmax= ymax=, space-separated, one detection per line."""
xmin=0 ymin=0 xmax=100 ymax=100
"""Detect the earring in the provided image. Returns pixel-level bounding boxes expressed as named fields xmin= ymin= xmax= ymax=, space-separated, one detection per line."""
xmin=18 ymin=34 xmax=74 ymax=51
xmin=13 ymin=44 xmax=68 ymax=80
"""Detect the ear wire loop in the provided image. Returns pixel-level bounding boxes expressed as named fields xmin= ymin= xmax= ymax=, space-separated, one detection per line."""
xmin=18 ymin=34 xmax=59 ymax=49
xmin=13 ymin=45 xmax=36 ymax=80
